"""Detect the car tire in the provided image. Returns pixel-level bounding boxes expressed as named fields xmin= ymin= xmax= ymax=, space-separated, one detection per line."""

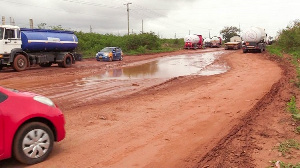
xmin=13 ymin=122 xmax=54 ymax=165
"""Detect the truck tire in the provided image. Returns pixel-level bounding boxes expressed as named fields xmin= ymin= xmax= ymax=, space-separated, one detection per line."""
xmin=61 ymin=54 xmax=72 ymax=68
xmin=13 ymin=54 xmax=27 ymax=72
xmin=243 ymin=49 xmax=247 ymax=53
xmin=74 ymin=53 xmax=82 ymax=61
xmin=13 ymin=122 xmax=54 ymax=165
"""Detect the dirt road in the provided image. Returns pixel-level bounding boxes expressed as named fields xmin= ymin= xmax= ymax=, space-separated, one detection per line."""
xmin=0 ymin=49 xmax=298 ymax=167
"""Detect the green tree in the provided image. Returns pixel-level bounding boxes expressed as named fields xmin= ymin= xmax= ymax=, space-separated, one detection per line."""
xmin=220 ymin=26 xmax=240 ymax=43
xmin=37 ymin=23 xmax=47 ymax=29
xmin=49 ymin=25 xmax=65 ymax=30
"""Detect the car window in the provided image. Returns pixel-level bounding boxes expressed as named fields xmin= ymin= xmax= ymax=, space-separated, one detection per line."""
xmin=100 ymin=48 xmax=112 ymax=52
xmin=0 ymin=92 xmax=8 ymax=103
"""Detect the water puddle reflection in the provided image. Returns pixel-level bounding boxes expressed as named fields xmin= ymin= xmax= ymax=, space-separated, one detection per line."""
xmin=84 ymin=51 xmax=229 ymax=81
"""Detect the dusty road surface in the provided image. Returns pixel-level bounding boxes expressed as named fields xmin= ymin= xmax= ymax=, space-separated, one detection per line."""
xmin=0 ymin=48 xmax=298 ymax=168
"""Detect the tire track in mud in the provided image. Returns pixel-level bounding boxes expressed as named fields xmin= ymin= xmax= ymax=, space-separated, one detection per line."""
xmin=25 ymin=77 xmax=167 ymax=111
xmin=194 ymin=54 xmax=294 ymax=168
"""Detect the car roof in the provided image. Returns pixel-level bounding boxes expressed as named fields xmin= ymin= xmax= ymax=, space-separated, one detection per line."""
xmin=104 ymin=47 xmax=121 ymax=49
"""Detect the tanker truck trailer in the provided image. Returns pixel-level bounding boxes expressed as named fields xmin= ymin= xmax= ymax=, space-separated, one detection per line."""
xmin=184 ymin=35 xmax=203 ymax=49
xmin=224 ymin=36 xmax=242 ymax=50
xmin=242 ymin=27 xmax=267 ymax=53
xmin=210 ymin=36 xmax=222 ymax=48
xmin=0 ymin=25 xmax=78 ymax=71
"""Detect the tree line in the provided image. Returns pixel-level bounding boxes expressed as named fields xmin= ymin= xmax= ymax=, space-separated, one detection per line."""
xmin=37 ymin=23 xmax=184 ymax=57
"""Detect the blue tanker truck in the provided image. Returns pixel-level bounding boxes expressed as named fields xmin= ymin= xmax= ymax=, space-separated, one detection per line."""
xmin=0 ymin=25 xmax=79 ymax=71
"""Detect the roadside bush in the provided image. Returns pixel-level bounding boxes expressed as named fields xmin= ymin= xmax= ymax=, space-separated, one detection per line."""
xmin=268 ymin=20 xmax=300 ymax=88
xmin=75 ymin=31 xmax=183 ymax=58
xmin=277 ymin=20 xmax=300 ymax=53
xmin=124 ymin=32 xmax=160 ymax=51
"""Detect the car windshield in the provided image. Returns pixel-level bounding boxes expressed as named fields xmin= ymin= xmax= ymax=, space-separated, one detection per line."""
xmin=0 ymin=28 xmax=3 ymax=40
xmin=100 ymin=48 xmax=113 ymax=52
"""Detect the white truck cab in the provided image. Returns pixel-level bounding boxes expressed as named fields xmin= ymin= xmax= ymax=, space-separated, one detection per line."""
xmin=0 ymin=25 xmax=22 ymax=56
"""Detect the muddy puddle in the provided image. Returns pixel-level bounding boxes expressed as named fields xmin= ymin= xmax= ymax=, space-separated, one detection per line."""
xmin=84 ymin=51 xmax=229 ymax=81
xmin=42 ymin=51 xmax=229 ymax=109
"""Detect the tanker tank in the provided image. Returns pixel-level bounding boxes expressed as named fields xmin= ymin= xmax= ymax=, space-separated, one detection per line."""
xmin=184 ymin=35 xmax=200 ymax=44
xmin=242 ymin=27 xmax=266 ymax=43
xmin=241 ymin=27 xmax=267 ymax=53
xmin=20 ymin=28 xmax=78 ymax=52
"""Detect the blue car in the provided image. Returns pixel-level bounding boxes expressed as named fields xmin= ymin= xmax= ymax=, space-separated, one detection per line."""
xmin=95 ymin=47 xmax=123 ymax=62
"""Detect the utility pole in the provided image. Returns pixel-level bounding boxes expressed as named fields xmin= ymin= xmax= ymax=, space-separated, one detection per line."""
xmin=90 ymin=25 xmax=92 ymax=33
xmin=124 ymin=2 xmax=132 ymax=35
xmin=2 ymin=16 xmax=5 ymax=25
xmin=29 ymin=19 xmax=33 ymax=29
xmin=208 ymin=29 xmax=211 ymax=38
xmin=142 ymin=19 xmax=143 ymax=34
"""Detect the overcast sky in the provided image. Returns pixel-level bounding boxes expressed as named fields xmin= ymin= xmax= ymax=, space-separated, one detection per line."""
xmin=1 ymin=0 xmax=299 ymax=38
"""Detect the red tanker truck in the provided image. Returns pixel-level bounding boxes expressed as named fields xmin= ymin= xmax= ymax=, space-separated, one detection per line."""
xmin=184 ymin=35 xmax=203 ymax=49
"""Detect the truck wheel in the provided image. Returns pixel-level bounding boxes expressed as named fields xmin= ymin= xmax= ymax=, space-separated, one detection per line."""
xmin=62 ymin=54 xmax=72 ymax=68
xmin=243 ymin=49 xmax=247 ymax=53
xmin=13 ymin=122 xmax=54 ymax=165
xmin=13 ymin=54 xmax=27 ymax=72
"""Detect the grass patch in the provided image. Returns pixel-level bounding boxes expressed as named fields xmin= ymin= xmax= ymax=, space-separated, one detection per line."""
xmin=269 ymin=160 xmax=300 ymax=168
xmin=274 ymin=139 xmax=300 ymax=156
xmin=296 ymin=126 xmax=300 ymax=134
xmin=287 ymin=96 xmax=299 ymax=114
xmin=267 ymin=45 xmax=283 ymax=57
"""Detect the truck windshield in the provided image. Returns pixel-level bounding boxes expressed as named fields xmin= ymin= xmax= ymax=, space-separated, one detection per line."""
xmin=0 ymin=28 xmax=3 ymax=40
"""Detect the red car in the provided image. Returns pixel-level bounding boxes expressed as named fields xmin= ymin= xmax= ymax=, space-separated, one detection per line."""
xmin=0 ymin=86 xmax=65 ymax=164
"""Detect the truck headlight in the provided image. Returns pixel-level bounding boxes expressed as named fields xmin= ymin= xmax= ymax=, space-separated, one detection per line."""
xmin=34 ymin=96 xmax=55 ymax=107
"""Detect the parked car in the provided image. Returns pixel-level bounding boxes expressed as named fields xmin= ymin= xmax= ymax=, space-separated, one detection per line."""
xmin=0 ymin=86 xmax=65 ymax=164
xmin=96 ymin=47 xmax=123 ymax=62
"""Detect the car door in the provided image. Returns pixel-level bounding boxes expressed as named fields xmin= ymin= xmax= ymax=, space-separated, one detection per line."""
xmin=116 ymin=48 xmax=121 ymax=59
xmin=0 ymin=92 xmax=7 ymax=156
xmin=0 ymin=108 xmax=3 ymax=156
xmin=111 ymin=48 xmax=116 ymax=60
